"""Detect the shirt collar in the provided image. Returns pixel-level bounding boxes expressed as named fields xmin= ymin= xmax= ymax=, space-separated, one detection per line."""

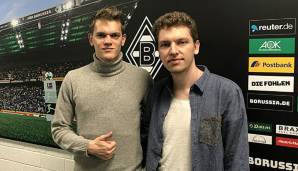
xmin=165 ymin=65 xmax=210 ymax=95
xmin=193 ymin=65 xmax=210 ymax=94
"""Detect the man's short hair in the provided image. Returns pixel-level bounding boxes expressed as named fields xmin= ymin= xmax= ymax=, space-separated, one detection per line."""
xmin=152 ymin=11 xmax=199 ymax=42
xmin=89 ymin=6 xmax=125 ymax=34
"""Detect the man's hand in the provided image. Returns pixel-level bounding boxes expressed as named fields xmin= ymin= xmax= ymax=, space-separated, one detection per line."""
xmin=87 ymin=131 xmax=117 ymax=160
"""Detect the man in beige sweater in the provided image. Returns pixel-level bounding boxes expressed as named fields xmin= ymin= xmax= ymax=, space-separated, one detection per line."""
xmin=51 ymin=6 xmax=152 ymax=171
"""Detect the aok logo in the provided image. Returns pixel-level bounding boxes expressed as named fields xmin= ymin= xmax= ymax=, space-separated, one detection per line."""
xmin=126 ymin=17 xmax=162 ymax=79
xmin=259 ymin=41 xmax=280 ymax=51
xmin=249 ymin=18 xmax=296 ymax=36
xmin=249 ymin=38 xmax=295 ymax=54
xmin=248 ymin=57 xmax=294 ymax=73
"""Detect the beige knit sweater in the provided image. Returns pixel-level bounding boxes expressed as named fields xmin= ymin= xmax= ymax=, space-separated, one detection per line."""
xmin=51 ymin=53 xmax=152 ymax=171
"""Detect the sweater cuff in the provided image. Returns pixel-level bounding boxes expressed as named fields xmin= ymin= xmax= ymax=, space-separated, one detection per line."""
xmin=84 ymin=139 xmax=92 ymax=157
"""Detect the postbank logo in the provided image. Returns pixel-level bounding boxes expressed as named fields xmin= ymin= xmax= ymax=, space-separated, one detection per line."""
xmin=249 ymin=38 xmax=295 ymax=54
xmin=249 ymin=57 xmax=294 ymax=73
xmin=126 ymin=16 xmax=162 ymax=79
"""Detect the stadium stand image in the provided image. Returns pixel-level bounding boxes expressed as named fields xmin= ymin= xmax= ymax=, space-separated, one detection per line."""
xmin=0 ymin=0 xmax=138 ymax=147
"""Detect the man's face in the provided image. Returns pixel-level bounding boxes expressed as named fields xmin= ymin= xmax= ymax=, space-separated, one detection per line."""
xmin=157 ymin=25 xmax=199 ymax=74
xmin=89 ymin=19 xmax=126 ymax=62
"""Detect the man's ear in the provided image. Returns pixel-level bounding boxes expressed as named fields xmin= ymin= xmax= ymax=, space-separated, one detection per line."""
xmin=194 ymin=40 xmax=200 ymax=55
xmin=88 ymin=33 xmax=93 ymax=46
xmin=121 ymin=34 xmax=126 ymax=46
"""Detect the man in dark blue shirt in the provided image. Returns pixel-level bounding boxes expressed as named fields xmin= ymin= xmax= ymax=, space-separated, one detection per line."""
xmin=145 ymin=11 xmax=249 ymax=171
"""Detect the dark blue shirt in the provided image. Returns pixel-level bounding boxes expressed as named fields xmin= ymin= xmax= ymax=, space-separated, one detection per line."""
xmin=145 ymin=66 xmax=249 ymax=171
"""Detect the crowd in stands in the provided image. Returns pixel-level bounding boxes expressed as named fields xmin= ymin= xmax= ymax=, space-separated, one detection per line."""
xmin=0 ymin=61 xmax=88 ymax=81
xmin=0 ymin=60 xmax=90 ymax=114
xmin=0 ymin=84 xmax=46 ymax=113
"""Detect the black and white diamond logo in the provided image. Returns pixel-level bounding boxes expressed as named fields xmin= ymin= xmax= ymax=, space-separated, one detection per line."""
xmin=126 ymin=16 xmax=162 ymax=79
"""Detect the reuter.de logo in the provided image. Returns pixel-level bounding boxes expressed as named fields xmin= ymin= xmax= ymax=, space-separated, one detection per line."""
xmin=249 ymin=18 xmax=296 ymax=36
xmin=126 ymin=16 xmax=162 ymax=79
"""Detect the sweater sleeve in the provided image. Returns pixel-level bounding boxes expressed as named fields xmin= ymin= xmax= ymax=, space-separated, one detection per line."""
xmin=51 ymin=72 xmax=90 ymax=155
xmin=140 ymin=73 xmax=153 ymax=166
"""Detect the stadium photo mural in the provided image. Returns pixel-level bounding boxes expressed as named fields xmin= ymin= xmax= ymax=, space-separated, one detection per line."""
xmin=0 ymin=0 xmax=139 ymax=147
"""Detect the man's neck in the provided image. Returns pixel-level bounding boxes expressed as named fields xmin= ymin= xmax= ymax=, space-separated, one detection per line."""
xmin=172 ymin=65 xmax=203 ymax=100
xmin=95 ymin=52 xmax=122 ymax=63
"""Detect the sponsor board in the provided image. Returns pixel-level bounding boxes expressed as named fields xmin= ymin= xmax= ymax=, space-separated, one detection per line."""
xmin=249 ymin=157 xmax=298 ymax=170
xmin=248 ymin=133 xmax=272 ymax=145
xmin=249 ymin=18 xmax=296 ymax=36
xmin=276 ymin=137 xmax=298 ymax=148
xmin=247 ymin=93 xmax=293 ymax=112
xmin=249 ymin=57 xmax=294 ymax=73
xmin=249 ymin=122 xmax=272 ymax=132
xmin=249 ymin=38 xmax=295 ymax=54
xmin=276 ymin=124 xmax=298 ymax=136
xmin=248 ymin=75 xmax=294 ymax=92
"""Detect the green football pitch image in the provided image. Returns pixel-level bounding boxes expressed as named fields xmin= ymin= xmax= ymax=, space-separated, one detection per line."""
xmin=0 ymin=113 xmax=58 ymax=147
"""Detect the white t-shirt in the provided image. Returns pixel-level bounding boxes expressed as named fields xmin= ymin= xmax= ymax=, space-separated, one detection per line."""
xmin=159 ymin=98 xmax=192 ymax=171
